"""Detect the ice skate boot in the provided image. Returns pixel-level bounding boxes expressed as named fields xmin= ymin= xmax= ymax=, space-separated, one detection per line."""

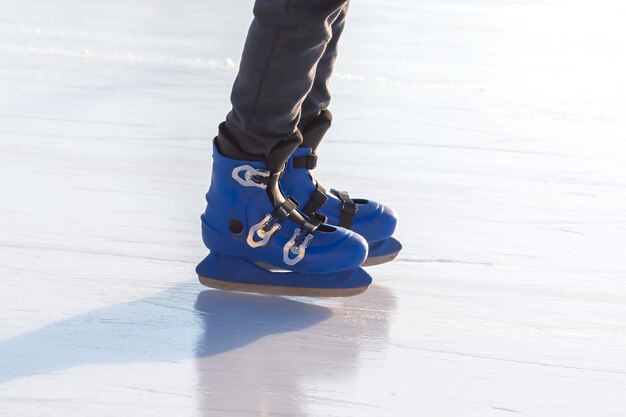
xmin=196 ymin=125 xmax=372 ymax=297
xmin=281 ymin=111 xmax=402 ymax=266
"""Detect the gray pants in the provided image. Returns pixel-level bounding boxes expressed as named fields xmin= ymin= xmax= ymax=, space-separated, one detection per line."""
xmin=224 ymin=0 xmax=349 ymax=157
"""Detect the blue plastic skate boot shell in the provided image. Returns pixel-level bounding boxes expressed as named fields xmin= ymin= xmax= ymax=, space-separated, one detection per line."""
xmin=282 ymin=147 xmax=398 ymax=244
xmin=201 ymin=142 xmax=368 ymax=274
xmin=196 ymin=252 xmax=372 ymax=290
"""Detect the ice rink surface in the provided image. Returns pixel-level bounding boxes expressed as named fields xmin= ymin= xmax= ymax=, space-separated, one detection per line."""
xmin=1 ymin=0 xmax=626 ymax=415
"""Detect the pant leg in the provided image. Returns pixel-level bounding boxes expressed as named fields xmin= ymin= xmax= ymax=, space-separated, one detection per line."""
xmin=223 ymin=0 xmax=349 ymax=159
xmin=299 ymin=1 xmax=350 ymax=130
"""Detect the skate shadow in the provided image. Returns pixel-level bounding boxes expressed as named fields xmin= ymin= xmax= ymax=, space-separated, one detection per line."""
xmin=0 ymin=280 xmax=333 ymax=385
xmin=194 ymin=284 xmax=397 ymax=415
xmin=193 ymin=290 xmax=333 ymax=357
xmin=0 ymin=278 xmax=397 ymax=417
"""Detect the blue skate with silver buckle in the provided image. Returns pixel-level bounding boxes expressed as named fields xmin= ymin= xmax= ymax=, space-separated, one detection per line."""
xmin=281 ymin=146 xmax=402 ymax=267
xmin=196 ymin=132 xmax=371 ymax=297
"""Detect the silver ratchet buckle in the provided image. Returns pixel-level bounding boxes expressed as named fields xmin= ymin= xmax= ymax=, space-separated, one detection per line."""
xmin=232 ymin=165 xmax=270 ymax=189
xmin=247 ymin=214 xmax=281 ymax=248
xmin=283 ymin=228 xmax=314 ymax=266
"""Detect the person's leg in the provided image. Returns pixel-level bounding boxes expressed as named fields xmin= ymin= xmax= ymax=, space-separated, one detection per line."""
xmin=220 ymin=0 xmax=349 ymax=161
xmin=297 ymin=0 xmax=349 ymax=147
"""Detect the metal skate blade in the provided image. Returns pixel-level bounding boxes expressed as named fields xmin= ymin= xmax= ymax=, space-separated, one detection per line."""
xmin=254 ymin=261 xmax=286 ymax=272
xmin=198 ymin=275 xmax=368 ymax=297
xmin=361 ymin=251 xmax=400 ymax=267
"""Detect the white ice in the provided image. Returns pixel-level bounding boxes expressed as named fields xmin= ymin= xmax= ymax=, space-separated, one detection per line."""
xmin=1 ymin=0 xmax=626 ymax=416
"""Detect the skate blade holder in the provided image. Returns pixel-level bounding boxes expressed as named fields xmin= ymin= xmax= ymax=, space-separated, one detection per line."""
xmin=247 ymin=214 xmax=281 ymax=248
xmin=283 ymin=228 xmax=313 ymax=266
xmin=232 ymin=165 xmax=270 ymax=189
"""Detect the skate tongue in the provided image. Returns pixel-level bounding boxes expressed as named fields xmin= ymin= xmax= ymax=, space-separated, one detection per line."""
xmin=265 ymin=131 xmax=303 ymax=172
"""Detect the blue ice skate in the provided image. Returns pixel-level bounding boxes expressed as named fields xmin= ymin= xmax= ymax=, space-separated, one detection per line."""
xmin=281 ymin=148 xmax=401 ymax=266
xmin=196 ymin=126 xmax=371 ymax=297
xmin=280 ymin=111 xmax=402 ymax=266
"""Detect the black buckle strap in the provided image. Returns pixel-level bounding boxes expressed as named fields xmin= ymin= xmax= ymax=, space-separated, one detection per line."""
xmin=302 ymin=181 xmax=328 ymax=216
xmin=250 ymin=174 xmax=271 ymax=186
xmin=251 ymin=170 xmax=281 ymax=186
xmin=271 ymin=196 xmax=299 ymax=224
xmin=293 ymin=154 xmax=318 ymax=170
xmin=301 ymin=213 xmax=324 ymax=234
xmin=331 ymin=189 xmax=358 ymax=229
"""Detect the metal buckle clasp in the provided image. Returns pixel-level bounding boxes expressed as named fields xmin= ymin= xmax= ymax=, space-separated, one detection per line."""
xmin=247 ymin=214 xmax=281 ymax=248
xmin=232 ymin=165 xmax=270 ymax=189
xmin=283 ymin=228 xmax=313 ymax=266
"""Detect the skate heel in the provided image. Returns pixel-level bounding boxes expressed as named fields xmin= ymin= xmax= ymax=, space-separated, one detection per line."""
xmin=200 ymin=216 xmax=232 ymax=253
xmin=196 ymin=252 xmax=371 ymax=297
